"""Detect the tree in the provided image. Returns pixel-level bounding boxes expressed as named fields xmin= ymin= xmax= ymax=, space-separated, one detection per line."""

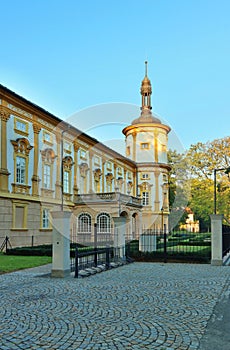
xmin=187 ymin=137 xmax=230 ymax=220
xmin=168 ymin=137 xmax=230 ymax=231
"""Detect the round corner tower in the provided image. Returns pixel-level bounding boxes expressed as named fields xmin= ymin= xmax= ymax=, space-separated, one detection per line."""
xmin=122 ymin=62 xmax=171 ymax=231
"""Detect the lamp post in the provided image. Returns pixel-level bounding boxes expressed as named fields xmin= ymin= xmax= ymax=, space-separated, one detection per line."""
xmin=214 ymin=167 xmax=230 ymax=214
xmin=61 ymin=126 xmax=70 ymax=211
xmin=161 ymin=206 xmax=167 ymax=263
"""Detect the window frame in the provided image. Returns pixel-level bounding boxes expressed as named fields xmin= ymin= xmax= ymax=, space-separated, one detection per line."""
xmin=140 ymin=142 xmax=150 ymax=150
xmin=142 ymin=191 xmax=149 ymax=206
xmin=97 ymin=213 xmax=111 ymax=233
xmin=78 ymin=213 xmax=92 ymax=233
xmin=14 ymin=117 xmax=29 ymax=137
xmin=16 ymin=155 xmax=26 ymax=184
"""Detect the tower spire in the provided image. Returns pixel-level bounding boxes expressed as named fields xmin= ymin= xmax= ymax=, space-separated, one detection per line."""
xmin=141 ymin=61 xmax=152 ymax=113
xmin=145 ymin=60 xmax=148 ymax=77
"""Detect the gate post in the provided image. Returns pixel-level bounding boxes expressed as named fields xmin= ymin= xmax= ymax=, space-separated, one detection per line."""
xmin=210 ymin=214 xmax=223 ymax=266
xmin=113 ymin=217 xmax=126 ymax=259
xmin=51 ymin=211 xmax=72 ymax=277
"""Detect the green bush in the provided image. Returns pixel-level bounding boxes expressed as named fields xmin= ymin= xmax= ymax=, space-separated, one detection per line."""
xmin=6 ymin=245 xmax=52 ymax=256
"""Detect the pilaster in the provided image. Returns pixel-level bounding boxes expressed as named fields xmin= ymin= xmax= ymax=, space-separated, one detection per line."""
xmin=0 ymin=107 xmax=11 ymax=192
xmin=73 ymin=141 xmax=79 ymax=195
xmin=55 ymin=134 xmax=62 ymax=199
xmin=32 ymin=123 xmax=41 ymax=196
xmin=154 ymin=171 xmax=160 ymax=212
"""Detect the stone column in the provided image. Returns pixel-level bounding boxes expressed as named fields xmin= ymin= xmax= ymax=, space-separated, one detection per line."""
xmin=113 ymin=217 xmax=126 ymax=259
xmin=210 ymin=214 xmax=223 ymax=266
xmin=32 ymin=123 xmax=41 ymax=196
xmin=51 ymin=211 xmax=72 ymax=277
xmin=0 ymin=108 xmax=11 ymax=192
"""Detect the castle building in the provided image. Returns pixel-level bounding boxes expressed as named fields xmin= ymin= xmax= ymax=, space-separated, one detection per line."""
xmin=0 ymin=63 xmax=171 ymax=247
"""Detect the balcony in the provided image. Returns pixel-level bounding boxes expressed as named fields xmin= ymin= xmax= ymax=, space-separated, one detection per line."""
xmin=74 ymin=192 xmax=142 ymax=208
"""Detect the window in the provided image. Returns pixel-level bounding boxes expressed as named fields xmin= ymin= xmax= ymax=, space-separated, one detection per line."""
xmin=142 ymin=173 xmax=149 ymax=180
xmin=127 ymin=171 xmax=132 ymax=179
xmin=62 ymin=156 xmax=73 ymax=194
xmin=118 ymin=167 xmax=122 ymax=175
xmin=78 ymin=213 xmax=91 ymax=233
xmin=126 ymin=146 xmax=130 ymax=156
xmin=43 ymin=131 xmax=53 ymax=145
xmin=42 ymin=209 xmax=50 ymax=229
xmin=141 ymin=143 xmax=150 ymax=150
xmin=80 ymin=149 xmax=87 ymax=159
xmin=142 ymin=191 xmax=149 ymax=206
xmin=64 ymin=141 xmax=71 ymax=153
xmin=11 ymin=138 xmax=32 ymax=190
xmin=63 ymin=170 xmax=70 ymax=193
xmin=14 ymin=117 xmax=28 ymax=136
xmin=16 ymin=120 xmax=26 ymax=132
xmin=40 ymin=149 xmax=56 ymax=196
xmin=16 ymin=156 xmax=26 ymax=184
xmin=94 ymin=156 xmax=100 ymax=166
xmin=106 ymin=161 xmax=112 ymax=171
xmin=43 ymin=164 xmax=51 ymax=189
xmin=97 ymin=213 xmax=111 ymax=233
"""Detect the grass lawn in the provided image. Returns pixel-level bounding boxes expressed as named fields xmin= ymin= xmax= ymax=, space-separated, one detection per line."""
xmin=0 ymin=253 xmax=52 ymax=274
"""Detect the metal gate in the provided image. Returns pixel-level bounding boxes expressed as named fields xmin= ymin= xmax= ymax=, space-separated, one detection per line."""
xmin=129 ymin=227 xmax=211 ymax=263
xmin=223 ymin=224 xmax=230 ymax=258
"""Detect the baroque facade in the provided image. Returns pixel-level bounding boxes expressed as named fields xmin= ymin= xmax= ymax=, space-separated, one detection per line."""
xmin=0 ymin=63 xmax=170 ymax=247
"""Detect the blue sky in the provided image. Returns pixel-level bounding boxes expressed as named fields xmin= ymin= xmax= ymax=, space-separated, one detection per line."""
xmin=0 ymin=0 xmax=229 ymax=151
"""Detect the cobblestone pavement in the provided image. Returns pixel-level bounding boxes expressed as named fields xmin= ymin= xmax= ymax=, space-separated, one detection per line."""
xmin=0 ymin=263 xmax=230 ymax=350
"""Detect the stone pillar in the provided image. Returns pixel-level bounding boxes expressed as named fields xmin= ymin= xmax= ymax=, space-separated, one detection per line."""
xmin=0 ymin=108 xmax=11 ymax=192
xmin=210 ymin=214 xmax=223 ymax=266
xmin=51 ymin=211 xmax=72 ymax=277
xmin=139 ymin=234 xmax=157 ymax=252
xmin=32 ymin=123 xmax=41 ymax=196
xmin=113 ymin=217 xmax=126 ymax=259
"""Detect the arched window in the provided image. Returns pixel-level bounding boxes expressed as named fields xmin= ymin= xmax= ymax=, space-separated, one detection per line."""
xmin=97 ymin=213 xmax=111 ymax=233
xmin=78 ymin=213 xmax=91 ymax=233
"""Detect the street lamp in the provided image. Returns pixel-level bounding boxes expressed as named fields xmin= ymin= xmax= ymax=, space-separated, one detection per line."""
xmin=214 ymin=167 xmax=230 ymax=214
xmin=61 ymin=126 xmax=70 ymax=211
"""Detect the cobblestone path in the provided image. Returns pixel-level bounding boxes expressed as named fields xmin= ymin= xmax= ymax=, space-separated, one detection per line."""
xmin=0 ymin=263 xmax=229 ymax=350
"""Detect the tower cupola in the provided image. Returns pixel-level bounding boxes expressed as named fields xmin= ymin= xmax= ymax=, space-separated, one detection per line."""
xmin=141 ymin=61 xmax=152 ymax=111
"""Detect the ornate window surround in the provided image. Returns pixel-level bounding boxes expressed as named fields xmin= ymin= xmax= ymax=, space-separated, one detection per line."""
xmin=11 ymin=138 xmax=33 ymax=195
xmin=40 ymin=148 xmax=56 ymax=198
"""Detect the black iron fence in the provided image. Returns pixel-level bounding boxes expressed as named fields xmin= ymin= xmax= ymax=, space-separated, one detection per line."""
xmin=223 ymin=224 xmax=230 ymax=258
xmin=0 ymin=234 xmax=52 ymax=253
xmin=128 ymin=229 xmax=211 ymax=263
xmin=70 ymin=223 xmax=129 ymax=277
xmin=71 ymin=246 xmax=126 ymax=278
